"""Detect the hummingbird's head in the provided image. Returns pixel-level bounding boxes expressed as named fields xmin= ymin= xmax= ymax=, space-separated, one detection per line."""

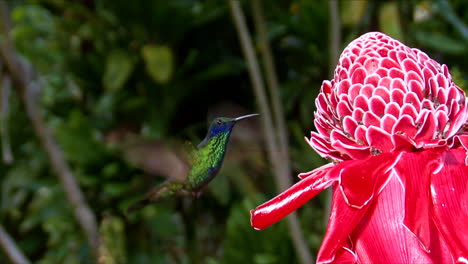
xmin=207 ymin=113 xmax=259 ymax=138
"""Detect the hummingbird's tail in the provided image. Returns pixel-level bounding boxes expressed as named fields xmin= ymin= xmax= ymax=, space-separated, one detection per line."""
xmin=126 ymin=181 xmax=185 ymax=213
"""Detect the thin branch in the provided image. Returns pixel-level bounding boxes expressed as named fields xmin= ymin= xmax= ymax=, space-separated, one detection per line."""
xmin=324 ymin=0 xmax=342 ymax=227
xmin=328 ymin=0 xmax=341 ymax=77
xmin=0 ymin=1 xmax=102 ymax=261
xmin=0 ymin=71 xmax=13 ymax=164
xmin=0 ymin=224 xmax=31 ymax=264
xmin=228 ymin=0 xmax=280 ymax=179
xmin=251 ymin=0 xmax=288 ymax=160
xmin=228 ymin=1 xmax=313 ymax=263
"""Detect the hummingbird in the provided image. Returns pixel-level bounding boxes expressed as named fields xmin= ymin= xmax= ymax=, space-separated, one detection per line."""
xmin=127 ymin=113 xmax=259 ymax=212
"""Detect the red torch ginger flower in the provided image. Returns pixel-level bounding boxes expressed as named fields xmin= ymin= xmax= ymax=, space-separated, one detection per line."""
xmin=251 ymin=32 xmax=468 ymax=263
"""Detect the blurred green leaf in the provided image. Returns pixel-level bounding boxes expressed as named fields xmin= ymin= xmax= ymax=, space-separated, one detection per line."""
xmin=103 ymin=49 xmax=136 ymax=92
xmin=55 ymin=110 xmax=106 ymax=165
xmin=379 ymin=2 xmax=402 ymax=40
xmin=100 ymin=216 xmax=127 ymax=264
xmin=221 ymin=197 xmax=298 ymax=264
xmin=341 ymin=0 xmax=368 ymax=26
xmin=141 ymin=44 xmax=174 ymax=84
xmin=414 ymin=31 xmax=468 ymax=54
xmin=451 ymin=67 xmax=468 ymax=93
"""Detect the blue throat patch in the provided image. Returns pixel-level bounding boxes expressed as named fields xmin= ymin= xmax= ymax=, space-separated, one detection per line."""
xmin=210 ymin=123 xmax=234 ymax=137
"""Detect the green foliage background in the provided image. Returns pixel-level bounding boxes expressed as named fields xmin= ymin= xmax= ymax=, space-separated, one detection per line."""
xmin=1 ymin=0 xmax=468 ymax=263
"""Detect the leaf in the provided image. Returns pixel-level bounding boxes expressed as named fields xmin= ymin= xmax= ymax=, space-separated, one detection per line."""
xmin=340 ymin=0 xmax=368 ymax=26
xmin=221 ymin=197 xmax=297 ymax=263
xmin=192 ymin=59 xmax=244 ymax=82
xmin=414 ymin=31 xmax=468 ymax=54
xmin=100 ymin=216 xmax=127 ymax=264
xmin=103 ymin=49 xmax=136 ymax=92
xmin=55 ymin=110 xmax=106 ymax=165
xmin=141 ymin=44 xmax=174 ymax=84
xmin=379 ymin=2 xmax=402 ymax=40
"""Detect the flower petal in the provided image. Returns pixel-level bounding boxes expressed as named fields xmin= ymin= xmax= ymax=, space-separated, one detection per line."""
xmin=317 ymin=184 xmax=371 ymax=263
xmin=395 ymin=150 xmax=442 ymax=251
xmin=339 ymin=151 xmax=401 ymax=208
xmin=250 ymin=163 xmax=336 ymax=230
xmin=366 ymin=126 xmax=394 ymax=152
xmin=298 ymin=163 xmax=334 ymax=181
xmin=324 ymin=239 xmax=358 ymax=264
xmin=431 ymin=148 xmax=468 ymax=262
xmin=351 ymin=172 xmax=453 ymax=264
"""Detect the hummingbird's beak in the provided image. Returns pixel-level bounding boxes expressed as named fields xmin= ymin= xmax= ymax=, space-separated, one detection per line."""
xmin=233 ymin=113 xmax=259 ymax=122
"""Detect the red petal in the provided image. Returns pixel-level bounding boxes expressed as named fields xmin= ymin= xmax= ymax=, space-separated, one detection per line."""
xmin=366 ymin=126 xmax=394 ymax=152
xmin=250 ymin=163 xmax=337 ymax=230
xmin=389 ymin=68 xmax=405 ymax=79
xmin=385 ymin=102 xmax=400 ymax=117
xmin=364 ymin=74 xmax=379 ymax=87
xmin=391 ymin=87 xmax=405 ymax=106
xmin=298 ymin=163 xmax=334 ymax=180
xmin=403 ymin=58 xmax=423 ymax=77
xmin=364 ymin=57 xmax=379 ymax=74
xmin=395 ymin=150 xmax=442 ymax=251
xmin=397 ymin=50 xmax=408 ymax=63
xmin=331 ymin=245 xmax=358 ymax=264
xmin=352 ymin=108 xmax=365 ymax=123
xmin=322 ymin=80 xmax=333 ymax=93
xmin=431 ymin=148 xmax=468 ymax=261
xmin=339 ymin=151 xmax=401 ymax=208
xmin=400 ymin=104 xmax=418 ymax=121
xmin=337 ymin=80 xmax=351 ymax=94
xmin=349 ymin=83 xmax=363 ymax=102
xmin=337 ymin=101 xmax=353 ymax=117
xmin=369 ymin=96 xmax=386 ymax=117
xmin=355 ymin=95 xmax=369 ymax=111
xmin=405 ymin=70 xmax=424 ymax=86
xmin=351 ymin=174 xmax=453 ymax=264
xmin=378 ymin=76 xmax=392 ymax=88
xmin=331 ymin=130 xmax=370 ymax=160
xmin=404 ymin=92 xmax=422 ymax=111
xmin=361 ymin=84 xmax=374 ymax=98
xmin=392 ymin=133 xmax=417 ymax=151
xmin=393 ymin=114 xmax=417 ymax=138
xmin=342 ymin=116 xmax=359 ymax=137
xmin=363 ymin=111 xmax=380 ymax=127
xmin=381 ymin=114 xmax=397 ymax=134
xmin=354 ymin=125 xmax=367 ymax=145
xmin=373 ymin=87 xmax=390 ymax=102
xmin=317 ymin=184 xmax=371 ymax=263
xmin=415 ymin=111 xmax=437 ymax=144
xmin=351 ymin=67 xmax=366 ymax=84
xmin=408 ymin=79 xmax=424 ymax=100
xmin=380 ymin=57 xmax=399 ymax=69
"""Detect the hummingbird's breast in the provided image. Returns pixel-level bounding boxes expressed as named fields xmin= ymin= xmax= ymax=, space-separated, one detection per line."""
xmin=187 ymin=132 xmax=231 ymax=190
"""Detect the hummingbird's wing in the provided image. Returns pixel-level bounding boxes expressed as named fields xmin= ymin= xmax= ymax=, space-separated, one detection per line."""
xmin=197 ymin=137 xmax=208 ymax=148
xmin=127 ymin=180 xmax=186 ymax=212
xmin=181 ymin=141 xmax=199 ymax=167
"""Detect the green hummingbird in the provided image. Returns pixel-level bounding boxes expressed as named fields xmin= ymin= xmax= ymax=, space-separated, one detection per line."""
xmin=127 ymin=113 xmax=259 ymax=212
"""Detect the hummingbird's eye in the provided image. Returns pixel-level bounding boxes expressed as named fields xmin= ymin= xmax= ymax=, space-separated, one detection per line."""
xmin=216 ymin=119 xmax=223 ymax=125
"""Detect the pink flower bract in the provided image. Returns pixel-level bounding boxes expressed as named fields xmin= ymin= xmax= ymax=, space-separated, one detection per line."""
xmin=250 ymin=32 xmax=468 ymax=263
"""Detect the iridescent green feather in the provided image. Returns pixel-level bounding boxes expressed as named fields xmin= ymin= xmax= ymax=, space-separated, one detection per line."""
xmin=187 ymin=132 xmax=230 ymax=189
